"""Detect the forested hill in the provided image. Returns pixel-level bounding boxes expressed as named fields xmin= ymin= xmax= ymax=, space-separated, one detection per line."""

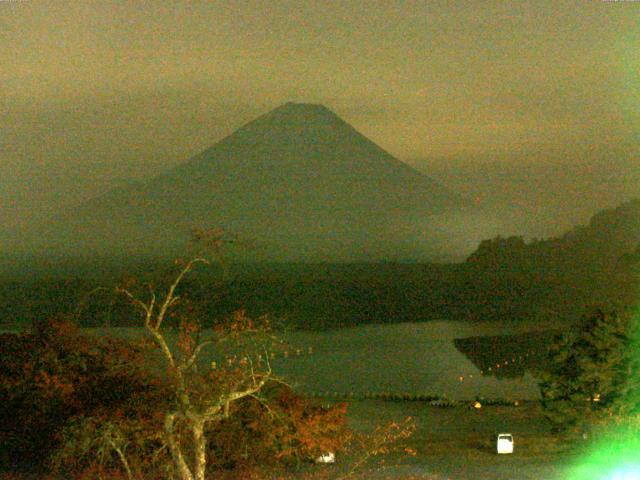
xmin=467 ymin=199 xmax=640 ymax=270
xmin=459 ymin=198 xmax=640 ymax=324
xmin=466 ymin=199 xmax=640 ymax=271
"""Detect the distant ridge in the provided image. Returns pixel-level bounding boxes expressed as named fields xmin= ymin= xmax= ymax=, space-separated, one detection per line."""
xmin=37 ymin=102 xmax=467 ymax=261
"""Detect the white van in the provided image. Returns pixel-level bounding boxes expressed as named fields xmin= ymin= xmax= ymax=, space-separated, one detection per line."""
xmin=497 ymin=433 xmax=514 ymax=454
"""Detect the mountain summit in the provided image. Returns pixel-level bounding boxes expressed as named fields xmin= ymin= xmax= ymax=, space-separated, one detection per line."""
xmin=42 ymin=102 xmax=467 ymax=260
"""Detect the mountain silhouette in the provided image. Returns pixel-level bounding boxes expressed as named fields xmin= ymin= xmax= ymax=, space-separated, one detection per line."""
xmin=40 ymin=102 xmax=467 ymax=261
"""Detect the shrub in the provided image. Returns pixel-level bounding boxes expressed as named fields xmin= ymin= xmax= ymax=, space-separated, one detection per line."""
xmin=0 ymin=316 xmax=161 ymax=473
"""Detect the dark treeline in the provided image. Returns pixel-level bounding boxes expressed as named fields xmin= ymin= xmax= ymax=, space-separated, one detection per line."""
xmin=1 ymin=200 xmax=638 ymax=331
xmin=0 ymin=262 xmax=458 ymax=330
xmin=1 ymin=256 xmax=636 ymax=331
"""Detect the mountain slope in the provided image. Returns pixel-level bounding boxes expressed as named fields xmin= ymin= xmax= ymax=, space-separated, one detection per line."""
xmin=40 ymin=102 xmax=466 ymax=260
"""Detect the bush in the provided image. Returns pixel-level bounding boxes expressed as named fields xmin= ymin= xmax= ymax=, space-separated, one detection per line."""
xmin=0 ymin=316 xmax=161 ymax=473
xmin=207 ymin=384 xmax=348 ymax=472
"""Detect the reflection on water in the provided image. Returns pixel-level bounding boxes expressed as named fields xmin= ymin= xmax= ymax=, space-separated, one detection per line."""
xmin=271 ymin=321 xmax=546 ymax=401
xmin=453 ymin=330 xmax=557 ymax=379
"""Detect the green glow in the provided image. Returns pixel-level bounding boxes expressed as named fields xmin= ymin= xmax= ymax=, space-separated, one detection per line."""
xmin=563 ymin=308 xmax=640 ymax=480
xmin=565 ymin=427 xmax=640 ymax=479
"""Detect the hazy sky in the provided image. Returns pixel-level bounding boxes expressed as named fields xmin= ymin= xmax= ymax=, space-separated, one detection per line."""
xmin=1 ymin=0 xmax=639 ymax=236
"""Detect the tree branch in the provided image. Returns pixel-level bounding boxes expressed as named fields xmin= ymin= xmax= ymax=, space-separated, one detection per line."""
xmin=115 ymin=287 xmax=152 ymax=322
xmin=115 ymin=286 xmax=175 ymax=368
xmin=156 ymin=258 xmax=209 ymax=330
xmin=179 ymin=340 xmax=214 ymax=374
xmin=203 ymin=372 xmax=271 ymax=419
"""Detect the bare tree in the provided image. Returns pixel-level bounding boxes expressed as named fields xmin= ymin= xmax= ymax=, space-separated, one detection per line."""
xmin=117 ymin=256 xmax=276 ymax=480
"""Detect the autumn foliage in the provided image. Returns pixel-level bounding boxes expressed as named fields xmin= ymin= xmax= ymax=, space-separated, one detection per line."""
xmin=0 ymin=313 xmax=349 ymax=479
xmin=0 ymin=315 xmax=162 ymax=473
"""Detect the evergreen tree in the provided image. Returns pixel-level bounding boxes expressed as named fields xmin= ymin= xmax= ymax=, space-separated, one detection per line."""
xmin=539 ymin=308 xmax=638 ymax=434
